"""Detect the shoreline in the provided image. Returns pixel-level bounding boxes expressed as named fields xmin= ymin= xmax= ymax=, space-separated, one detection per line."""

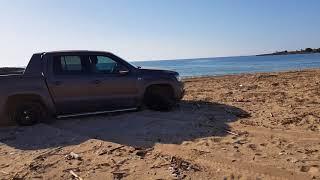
xmin=182 ymin=67 xmax=320 ymax=79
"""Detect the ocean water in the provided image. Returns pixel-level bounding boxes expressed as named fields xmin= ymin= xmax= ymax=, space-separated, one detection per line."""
xmin=131 ymin=53 xmax=320 ymax=77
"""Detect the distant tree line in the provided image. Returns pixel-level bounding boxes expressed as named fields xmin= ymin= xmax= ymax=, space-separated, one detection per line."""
xmin=257 ymin=48 xmax=320 ymax=56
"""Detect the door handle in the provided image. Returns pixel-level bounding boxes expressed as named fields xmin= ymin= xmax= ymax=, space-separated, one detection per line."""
xmin=92 ymin=80 xmax=102 ymax=84
xmin=54 ymin=81 xmax=62 ymax=86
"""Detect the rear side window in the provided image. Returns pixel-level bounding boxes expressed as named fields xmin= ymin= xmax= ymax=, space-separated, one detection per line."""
xmin=53 ymin=56 xmax=88 ymax=74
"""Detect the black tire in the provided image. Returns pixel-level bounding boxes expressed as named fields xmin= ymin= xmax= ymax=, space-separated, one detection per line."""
xmin=12 ymin=102 xmax=46 ymax=126
xmin=144 ymin=87 xmax=175 ymax=111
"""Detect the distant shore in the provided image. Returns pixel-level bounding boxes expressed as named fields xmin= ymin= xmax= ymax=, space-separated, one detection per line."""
xmin=257 ymin=48 xmax=320 ymax=56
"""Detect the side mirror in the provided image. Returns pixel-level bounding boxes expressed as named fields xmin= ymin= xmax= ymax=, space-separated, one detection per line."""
xmin=119 ymin=70 xmax=129 ymax=75
xmin=115 ymin=64 xmax=129 ymax=75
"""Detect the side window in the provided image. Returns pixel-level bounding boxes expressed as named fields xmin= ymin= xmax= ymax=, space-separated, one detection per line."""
xmin=53 ymin=56 xmax=88 ymax=75
xmin=89 ymin=56 xmax=118 ymax=74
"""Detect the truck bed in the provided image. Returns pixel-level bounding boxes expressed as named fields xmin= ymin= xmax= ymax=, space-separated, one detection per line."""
xmin=0 ymin=67 xmax=25 ymax=75
xmin=0 ymin=74 xmax=52 ymax=125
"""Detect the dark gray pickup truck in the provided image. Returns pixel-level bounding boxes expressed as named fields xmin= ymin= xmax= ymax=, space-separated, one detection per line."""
xmin=0 ymin=51 xmax=184 ymax=126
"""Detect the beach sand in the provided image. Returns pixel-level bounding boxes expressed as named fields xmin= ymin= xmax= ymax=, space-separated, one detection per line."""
xmin=0 ymin=69 xmax=320 ymax=179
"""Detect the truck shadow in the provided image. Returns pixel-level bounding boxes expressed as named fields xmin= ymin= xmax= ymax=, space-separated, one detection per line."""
xmin=0 ymin=100 xmax=250 ymax=150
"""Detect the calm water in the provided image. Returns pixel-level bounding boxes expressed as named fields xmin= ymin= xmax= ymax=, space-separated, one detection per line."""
xmin=132 ymin=53 xmax=320 ymax=77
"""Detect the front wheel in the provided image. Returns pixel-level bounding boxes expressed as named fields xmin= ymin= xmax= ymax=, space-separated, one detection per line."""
xmin=12 ymin=102 xmax=46 ymax=126
xmin=144 ymin=86 xmax=176 ymax=111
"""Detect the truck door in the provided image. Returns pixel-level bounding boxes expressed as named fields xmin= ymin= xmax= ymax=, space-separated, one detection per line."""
xmin=87 ymin=55 xmax=139 ymax=111
xmin=46 ymin=55 xmax=94 ymax=114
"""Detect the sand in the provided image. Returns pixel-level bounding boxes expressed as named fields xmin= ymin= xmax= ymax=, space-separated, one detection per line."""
xmin=0 ymin=69 xmax=320 ymax=179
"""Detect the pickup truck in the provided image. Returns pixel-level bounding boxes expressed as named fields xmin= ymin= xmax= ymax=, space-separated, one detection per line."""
xmin=0 ymin=51 xmax=184 ymax=126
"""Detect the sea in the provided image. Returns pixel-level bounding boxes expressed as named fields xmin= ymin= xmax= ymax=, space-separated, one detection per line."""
xmin=131 ymin=53 xmax=320 ymax=77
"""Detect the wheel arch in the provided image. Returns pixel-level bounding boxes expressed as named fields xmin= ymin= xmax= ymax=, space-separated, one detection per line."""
xmin=143 ymin=83 xmax=175 ymax=98
xmin=5 ymin=94 xmax=48 ymax=118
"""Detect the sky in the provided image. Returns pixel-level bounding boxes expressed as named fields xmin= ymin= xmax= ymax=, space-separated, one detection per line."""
xmin=0 ymin=0 xmax=320 ymax=67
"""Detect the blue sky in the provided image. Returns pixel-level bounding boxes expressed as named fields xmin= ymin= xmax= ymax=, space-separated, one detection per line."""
xmin=0 ymin=0 xmax=320 ymax=66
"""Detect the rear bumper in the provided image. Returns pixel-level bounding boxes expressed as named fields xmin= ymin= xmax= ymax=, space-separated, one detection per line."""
xmin=174 ymin=82 xmax=185 ymax=100
xmin=0 ymin=100 xmax=10 ymax=125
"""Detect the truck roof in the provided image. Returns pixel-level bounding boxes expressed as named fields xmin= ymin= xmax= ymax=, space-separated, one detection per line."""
xmin=38 ymin=50 xmax=112 ymax=55
xmin=25 ymin=50 xmax=134 ymax=76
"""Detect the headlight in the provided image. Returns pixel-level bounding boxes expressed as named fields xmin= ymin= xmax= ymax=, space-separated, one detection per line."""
xmin=175 ymin=74 xmax=182 ymax=82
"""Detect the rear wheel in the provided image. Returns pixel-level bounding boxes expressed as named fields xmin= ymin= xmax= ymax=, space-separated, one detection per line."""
xmin=144 ymin=85 xmax=175 ymax=111
xmin=12 ymin=102 xmax=46 ymax=126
